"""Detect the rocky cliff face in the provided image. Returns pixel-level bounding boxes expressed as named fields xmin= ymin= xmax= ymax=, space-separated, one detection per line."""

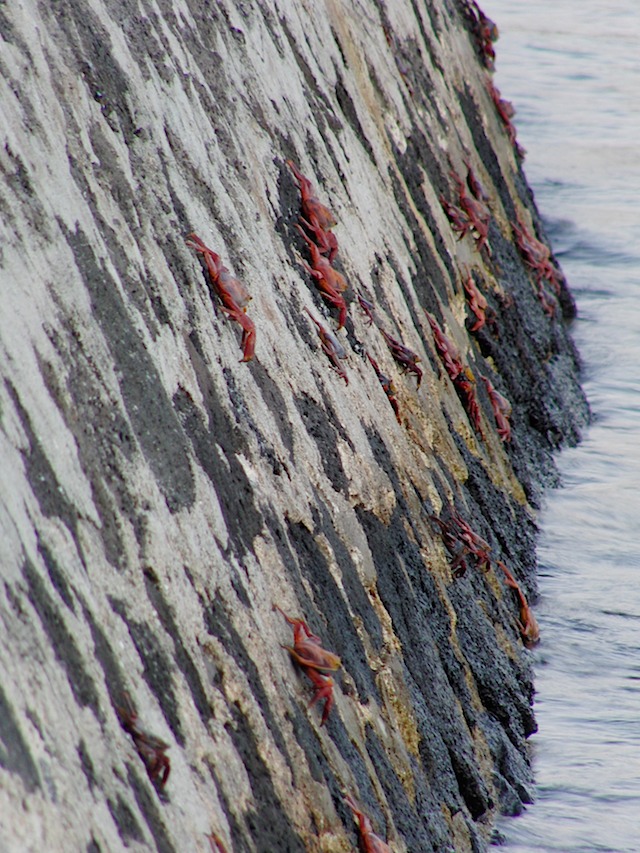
xmin=0 ymin=1 xmax=588 ymax=851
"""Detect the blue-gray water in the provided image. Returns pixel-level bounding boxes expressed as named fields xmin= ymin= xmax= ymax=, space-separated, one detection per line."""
xmin=481 ymin=2 xmax=640 ymax=851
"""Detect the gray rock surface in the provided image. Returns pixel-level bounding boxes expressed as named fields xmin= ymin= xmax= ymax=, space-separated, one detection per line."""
xmin=0 ymin=0 xmax=588 ymax=850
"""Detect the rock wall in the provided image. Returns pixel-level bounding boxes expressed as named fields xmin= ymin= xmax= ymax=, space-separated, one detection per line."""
xmin=0 ymin=1 xmax=588 ymax=851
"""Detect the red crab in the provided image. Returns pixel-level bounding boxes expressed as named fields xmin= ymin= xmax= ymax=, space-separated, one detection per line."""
xmin=440 ymin=197 xmax=472 ymax=241
xmin=344 ymin=795 xmax=392 ymax=853
xmin=512 ymin=214 xmax=562 ymax=315
xmin=186 ymin=233 xmax=256 ymax=362
xmin=287 ymin=159 xmax=337 ymax=234
xmin=431 ymin=511 xmax=492 ymax=578
xmin=116 ymin=693 xmax=171 ymax=790
xmin=379 ymin=328 xmax=422 ymax=387
xmin=299 ymin=214 xmax=339 ymax=262
xmin=481 ymin=375 xmax=512 ymax=442
xmin=367 ymin=352 xmax=402 ymax=423
xmin=463 ymin=270 xmax=489 ymax=332
xmin=449 ymin=169 xmax=491 ymax=253
xmin=455 ymin=375 xmax=484 ymax=437
xmin=424 ymin=312 xmax=465 ymax=380
xmin=425 ymin=311 xmax=483 ymax=436
xmin=275 ymin=605 xmax=341 ymax=725
xmin=487 ymin=80 xmax=525 ymax=159
xmin=462 ymin=0 xmax=499 ymax=70
xmin=497 ymin=561 xmax=540 ymax=648
xmin=357 ymin=289 xmax=378 ymax=326
xmin=296 ymin=224 xmax=348 ymax=328
xmin=304 ymin=307 xmax=348 ymax=384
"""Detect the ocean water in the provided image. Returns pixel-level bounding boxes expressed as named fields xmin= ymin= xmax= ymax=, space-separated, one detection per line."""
xmin=481 ymin=2 xmax=640 ymax=851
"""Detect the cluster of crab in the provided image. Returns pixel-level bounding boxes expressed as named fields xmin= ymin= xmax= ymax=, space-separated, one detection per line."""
xmin=290 ymin=161 xmax=425 ymax=423
xmin=459 ymin=0 xmax=524 ymax=160
xmin=440 ymin=162 xmax=492 ymax=255
xmin=430 ymin=510 xmax=539 ymax=648
xmin=287 ymin=160 xmax=351 ymax=383
xmin=425 ymin=310 xmax=512 ymax=443
xmin=512 ymin=214 xmax=562 ymax=316
xmin=425 ymin=311 xmax=483 ymax=437
xmin=461 ymin=0 xmax=499 ymax=71
xmin=430 ymin=509 xmax=491 ymax=578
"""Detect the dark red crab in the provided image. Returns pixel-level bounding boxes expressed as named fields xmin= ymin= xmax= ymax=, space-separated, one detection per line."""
xmin=430 ymin=510 xmax=492 ymax=578
xmin=425 ymin=311 xmax=483 ymax=436
xmin=512 ymin=215 xmax=559 ymax=286
xmin=487 ymin=79 xmax=526 ymax=159
xmin=497 ymin=560 xmax=540 ymax=647
xmin=425 ymin=311 xmax=469 ymax=379
xmin=304 ymin=307 xmax=349 ymax=384
xmin=379 ymin=328 xmax=423 ymax=387
xmin=116 ymin=693 xmax=171 ymax=790
xmin=296 ymin=224 xmax=348 ymax=328
xmin=449 ymin=168 xmax=491 ymax=254
xmin=186 ymin=233 xmax=256 ymax=362
xmin=463 ymin=270 xmax=489 ymax=333
xmin=481 ymin=375 xmax=512 ymax=442
xmin=357 ymin=289 xmax=378 ymax=326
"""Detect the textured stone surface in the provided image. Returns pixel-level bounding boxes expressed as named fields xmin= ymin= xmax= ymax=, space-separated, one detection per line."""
xmin=0 ymin=1 xmax=588 ymax=850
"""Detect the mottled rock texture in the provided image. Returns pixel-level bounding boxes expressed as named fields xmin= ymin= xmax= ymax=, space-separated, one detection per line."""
xmin=0 ymin=1 xmax=587 ymax=851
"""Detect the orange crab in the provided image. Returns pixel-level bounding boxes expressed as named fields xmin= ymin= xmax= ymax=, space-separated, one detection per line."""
xmin=186 ymin=233 xmax=256 ymax=362
xmin=206 ymin=832 xmax=228 ymax=853
xmin=299 ymin=214 xmax=339 ymax=262
xmin=344 ymin=795 xmax=392 ymax=853
xmin=275 ymin=605 xmax=341 ymax=725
